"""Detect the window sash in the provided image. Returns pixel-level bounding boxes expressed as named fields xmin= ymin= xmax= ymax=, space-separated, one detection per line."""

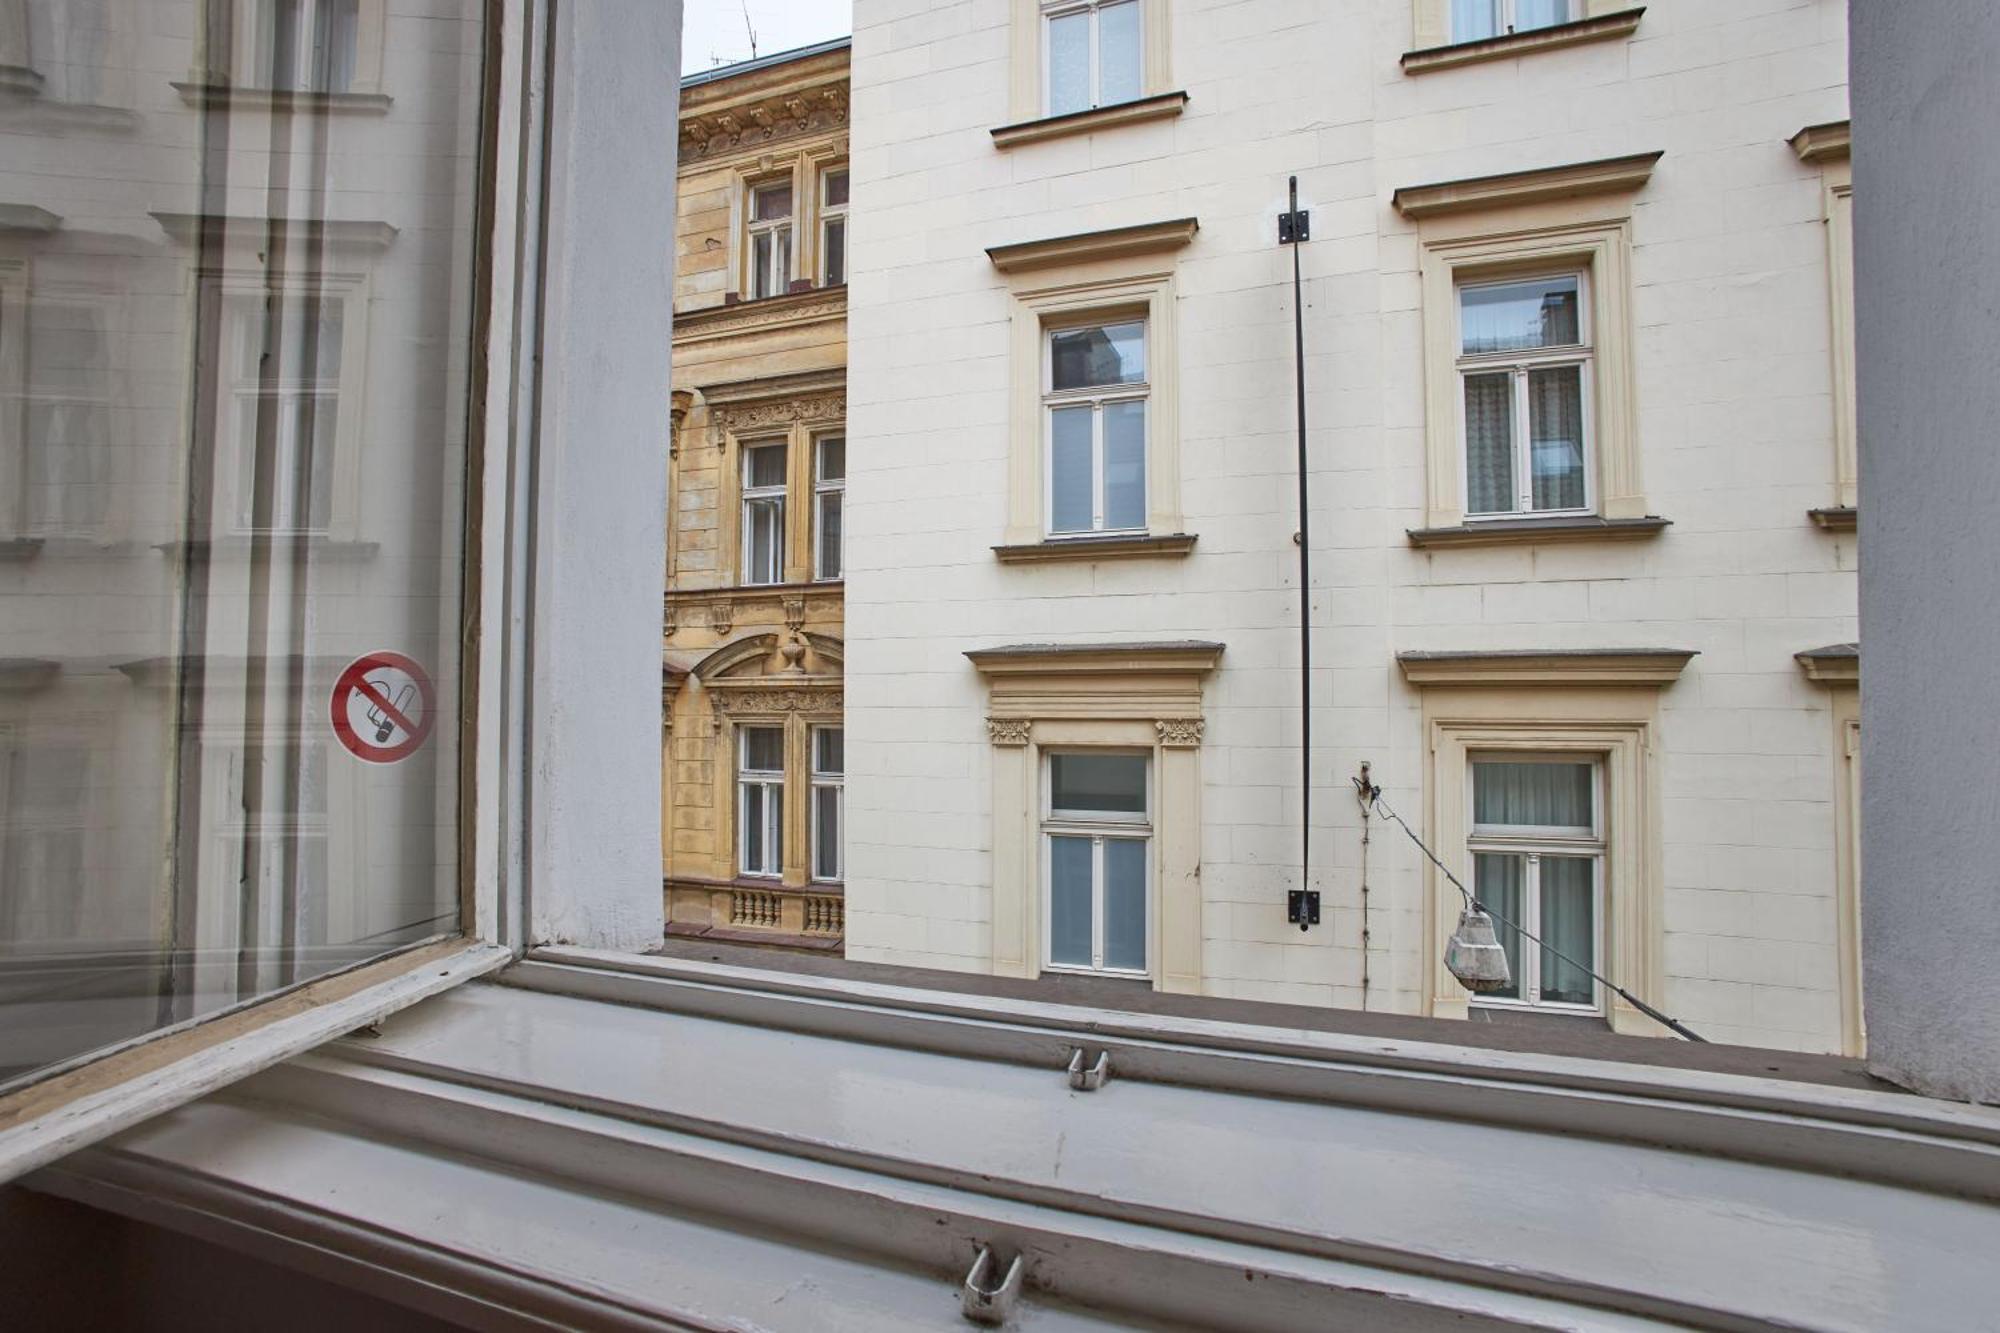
xmin=742 ymin=443 xmax=787 ymax=585
xmin=814 ymin=436 xmax=844 ymax=581
xmin=1042 ymin=0 xmax=1144 ymax=117
xmin=810 ymin=724 xmax=843 ymax=885
xmin=1043 ymin=830 xmax=1149 ymax=976
xmin=1458 ymin=352 xmax=1593 ymax=519
xmin=1451 ymin=0 xmax=1575 ymax=43
xmin=820 ymin=170 xmax=849 ymax=288
xmin=1466 ymin=849 xmax=1603 ymax=1011
xmin=1043 ymin=325 xmax=1149 ymax=537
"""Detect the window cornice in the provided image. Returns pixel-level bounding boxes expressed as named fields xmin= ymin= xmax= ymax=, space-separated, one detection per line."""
xmin=987 ymin=218 xmax=1199 ymax=274
xmin=968 ymin=640 xmax=1224 ymax=680
xmin=1392 ymin=152 xmax=1664 ymax=220
xmin=1402 ymin=8 xmax=1645 ymax=75
xmin=1397 ymin=648 xmax=1697 ymax=686
xmin=1790 ymin=120 xmax=1852 ymax=164
xmin=1795 ymin=642 xmax=1860 ymax=685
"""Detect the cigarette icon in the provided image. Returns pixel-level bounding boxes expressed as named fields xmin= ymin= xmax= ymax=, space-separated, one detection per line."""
xmin=366 ymin=679 xmax=416 ymax=743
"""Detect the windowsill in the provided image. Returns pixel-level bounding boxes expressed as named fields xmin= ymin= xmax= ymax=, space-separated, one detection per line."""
xmin=155 ymin=536 xmax=381 ymax=560
xmin=662 ymin=921 xmax=843 ymax=951
xmin=1402 ymin=8 xmax=1647 ymax=74
xmin=1407 ymin=515 xmax=1668 ymax=549
xmin=169 ymin=81 xmax=393 ymax=113
xmin=669 ymin=872 xmax=844 ymax=897
xmin=993 ymin=532 xmax=1197 ymax=563
xmin=1809 ymin=505 xmax=1858 ymax=532
xmin=0 ymin=537 xmax=44 ymax=562
xmin=990 ymin=91 xmax=1190 ymax=149
xmin=671 ymin=579 xmax=841 ymax=599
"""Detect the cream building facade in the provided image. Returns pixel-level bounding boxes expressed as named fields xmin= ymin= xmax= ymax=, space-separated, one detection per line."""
xmin=843 ymin=0 xmax=1861 ymax=1052
xmin=661 ymin=41 xmax=850 ymax=949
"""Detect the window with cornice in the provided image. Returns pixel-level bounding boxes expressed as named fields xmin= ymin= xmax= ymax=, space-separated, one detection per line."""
xmin=1001 ymin=0 xmax=1180 ymax=146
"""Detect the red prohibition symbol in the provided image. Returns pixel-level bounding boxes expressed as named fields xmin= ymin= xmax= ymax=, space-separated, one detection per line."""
xmin=330 ymin=651 xmax=436 ymax=764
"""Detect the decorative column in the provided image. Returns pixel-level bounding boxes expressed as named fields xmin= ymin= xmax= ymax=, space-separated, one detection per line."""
xmin=986 ymin=717 xmax=1035 ymax=979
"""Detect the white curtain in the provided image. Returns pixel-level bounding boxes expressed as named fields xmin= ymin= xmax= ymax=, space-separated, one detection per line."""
xmin=1463 ymin=372 xmax=1514 ymax=515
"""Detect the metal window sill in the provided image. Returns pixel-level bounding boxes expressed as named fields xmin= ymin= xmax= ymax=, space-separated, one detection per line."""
xmin=1809 ymin=505 xmax=1858 ymax=531
xmin=993 ymin=532 xmax=1197 ymax=563
xmin=169 ymin=81 xmax=393 ymax=112
xmin=1402 ymin=8 xmax=1646 ymax=74
xmin=990 ymin=92 xmax=1189 ymax=149
xmin=1407 ymin=515 xmax=1669 ymax=548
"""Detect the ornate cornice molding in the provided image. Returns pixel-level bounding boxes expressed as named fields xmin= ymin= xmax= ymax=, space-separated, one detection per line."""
xmin=1391 ymin=152 xmax=1664 ymax=220
xmin=674 ymin=287 xmax=847 ymax=344
xmin=710 ymin=392 xmax=846 ymax=436
xmin=706 ymin=678 xmax=843 ymax=716
xmin=680 ymin=84 xmax=848 ymax=164
xmin=986 ymin=718 xmax=1033 ymax=747
xmin=1155 ymin=719 xmax=1204 ymax=748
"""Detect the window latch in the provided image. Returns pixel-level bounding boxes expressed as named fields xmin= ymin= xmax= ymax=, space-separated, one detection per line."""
xmin=1065 ymin=1047 xmax=1111 ymax=1091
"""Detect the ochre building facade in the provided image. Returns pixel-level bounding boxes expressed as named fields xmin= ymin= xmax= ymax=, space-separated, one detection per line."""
xmin=662 ymin=41 xmax=850 ymax=949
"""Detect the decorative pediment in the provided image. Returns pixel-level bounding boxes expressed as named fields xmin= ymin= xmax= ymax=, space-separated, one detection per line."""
xmin=969 ymin=640 xmax=1223 ymax=726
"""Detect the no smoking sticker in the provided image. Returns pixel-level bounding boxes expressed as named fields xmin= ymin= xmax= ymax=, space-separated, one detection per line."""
xmin=330 ymin=651 xmax=436 ymax=764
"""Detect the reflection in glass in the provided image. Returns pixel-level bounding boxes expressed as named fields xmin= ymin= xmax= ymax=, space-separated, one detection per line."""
xmin=0 ymin=0 xmax=485 ymax=1085
xmin=1049 ymin=406 xmax=1093 ymax=533
xmin=1049 ymin=835 xmax=1093 ymax=966
xmin=1460 ymin=277 xmax=1580 ymax=355
xmin=1051 ymin=321 xmax=1145 ymax=390
xmin=1051 ymin=753 xmax=1146 ymax=815
xmin=1103 ymin=400 xmax=1146 ymax=530
xmin=1102 ymin=838 xmax=1146 ymax=970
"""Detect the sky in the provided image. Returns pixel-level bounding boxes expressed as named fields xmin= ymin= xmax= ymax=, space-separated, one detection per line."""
xmin=681 ymin=0 xmax=853 ymax=75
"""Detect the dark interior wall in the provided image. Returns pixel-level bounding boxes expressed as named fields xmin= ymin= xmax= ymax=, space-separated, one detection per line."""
xmin=0 ymin=1186 xmax=466 ymax=1333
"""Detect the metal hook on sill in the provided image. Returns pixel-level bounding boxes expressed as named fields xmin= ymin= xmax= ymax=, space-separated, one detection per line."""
xmin=961 ymin=1245 xmax=1025 ymax=1325
xmin=1065 ymin=1047 xmax=1110 ymax=1091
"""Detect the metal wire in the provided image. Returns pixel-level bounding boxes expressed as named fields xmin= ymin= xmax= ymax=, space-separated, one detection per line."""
xmin=1354 ymin=777 xmax=1707 ymax=1043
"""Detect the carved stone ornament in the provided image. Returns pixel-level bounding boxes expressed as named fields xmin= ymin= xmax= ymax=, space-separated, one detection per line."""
xmin=712 ymin=392 xmax=845 ymax=435
xmin=986 ymin=718 xmax=1033 ymax=747
xmin=708 ymin=598 xmax=735 ymax=635
xmin=1155 ymin=718 xmax=1205 ymax=748
xmin=710 ymin=685 xmax=843 ymax=716
xmin=782 ymin=595 xmax=807 ymax=631
xmin=681 ymin=83 xmax=849 ymax=162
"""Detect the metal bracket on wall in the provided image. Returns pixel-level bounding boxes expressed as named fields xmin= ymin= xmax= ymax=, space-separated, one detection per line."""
xmin=960 ymin=1246 xmax=1025 ymax=1325
xmin=1278 ymin=207 xmax=1310 ymax=244
xmin=1288 ymin=889 xmax=1321 ymax=931
xmin=1065 ymin=1048 xmax=1110 ymax=1091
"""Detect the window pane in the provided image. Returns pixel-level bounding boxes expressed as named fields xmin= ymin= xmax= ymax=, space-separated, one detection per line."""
xmin=1049 ymin=405 xmax=1093 ymax=533
xmin=1472 ymin=853 xmax=1525 ymax=1001
xmin=1102 ymin=399 xmax=1146 ymax=530
xmin=1047 ymin=10 xmax=1091 ymax=115
xmin=818 ymin=436 xmax=845 ymax=482
xmin=745 ymin=498 xmax=782 ymax=583
xmin=1463 ymin=371 xmax=1516 ymax=516
xmin=823 ymin=217 xmax=846 ymax=287
xmin=741 ymin=726 xmax=784 ymax=774
xmin=1528 ymin=365 xmax=1586 ymax=511
xmin=813 ymin=786 xmax=842 ymax=880
xmin=775 ymin=227 xmax=792 ymax=291
xmin=742 ymin=783 xmax=770 ymax=873
xmin=1539 ymin=856 xmax=1596 ymax=1005
xmin=1474 ymin=761 xmax=1594 ymax=830
xmin=1049 ymin=835 xmax=1094 ymax=966
xmin=823 ymin=169 xmax=849 ymax=208
xmin=1051 ymin=753 xmax=1146 ymax=815
xmin=753 ymin=183 xmax=793 ymax=222
xmin=1050 ymin=321 xmax=1145 ymax=390
xmin=0 ymin=0 xmax=485 ymax=1080
xmin=1459 ymin=277 xmax=1581 ymax=354
xmin=817 ymin=491 xmax=843 ymax=579
xmin=1102 ymin=838 xmax=1146 ymax=970
xmin=1514 ymin=0 xmax=1575 ymax=33
xmin=814 ymin=727 xmax=844 ymax=776
xmin=745 ymin=443 xmax=787 ymax=489
xmin=1451 ymin=0 xmax=1502 ymax=41
xmin=1098 ymin=1 xmax=1142 ymax=105
xmin=752 ymin=231 xmax=775 ymax=299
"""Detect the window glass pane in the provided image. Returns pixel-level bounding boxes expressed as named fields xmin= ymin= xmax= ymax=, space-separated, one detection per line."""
xmin=814 ymin=728 xmax=844 ymax=776
xmin=1047 ymin=10 xmax=1091 ymax=115
xmin=1539 ymin=856 xmax=1595 ymax=1005
xmin=1102 ymin=399 xmax=1146 ymax=530
xmin=1048 ymin=406 xmax=1093 ymax=533
xmin=1051 ymin=753 xmax=1146 ymax=815
xmin=1050 ymin=321 xmax=1145 ymax=390
xmin=1528 ymin=365 xmax=1586 ymax=511
xmin=753 ymin=183 xmax=793 ymax=222
xmin=1102 ymin=838 xmax=1146 ymax=970
xmin=823 ymin=217 xmax=846 ymax=287
xmin=741 ymin=726 xmax=784 ymax=774
xmin=817 ymin=436 xmax=845 ymax=482
xmin=752 ymin=231 xmax=775 ymax=298
xmin=0 ymin=0 xmax=484 ymax=1081
xmin=745 ymin=443 xmax=787 ymax=489
xmin=1472 ymin=853 xmax=1524 ymax=1001
xmin=1459 ymin=277 xmax=1581 ymax=354
xmin=1463 ymin=371 xmax=1516 ymax=516
xmin=775 ymin=227 xmax=792 ymax=291
xmin=1451 ymin=0 xmax=1502 ymax=41
xmin=746 ymin=498 xmax=782 ymax=583
xmin=813 ymin=785 xmax=841 ymax=880
xmin=1514 ymin=0 xmax=1575 ymax=33
xmin=823 ymin=169 xmax=849 ymax=208
xmin=1474 ymin=761 xmax=1594 ymax=830
xmin=817 ymin=491 xmax=843 ymax=579
xmin=1049 ymin=835 xmax=1093 ymax=966
xmin=1098 ymin=1 xmax=1142 ymax=105
xmin=742 ymin=783 xmax=770 ymax=873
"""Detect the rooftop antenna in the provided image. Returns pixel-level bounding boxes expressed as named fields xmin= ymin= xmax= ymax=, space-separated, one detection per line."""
xmin=741 ymin=0 xmax=758 ymax=60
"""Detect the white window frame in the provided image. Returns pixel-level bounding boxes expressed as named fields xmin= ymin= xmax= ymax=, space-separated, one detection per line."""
xmin=819 ymin=167 xmax=848 ymax=288
xmin=740 ymin=439 xmax=786 ymax=585
xmin=1455 ymin=271 xmax=1595 ymax=521
xmin=1042 ymin=317 xmax=1149 ymax=539
xmin=251 ymin=0 xmax=365 ymax=93
xmin=746 ymin=179 xmax=795 ymax=302
xmin=737 ymin=725 xmax=785 ymax=880
xmin=1040 ymin=750 xmax=1152 ymax=978
xmin=813 ymin=433 xmax=843 ymax=581
xmin=1453 ymin=0 xmax=1577 ymax=44
xmin=225 ymin=286 xmax=364 ymax=537
xmin=1466 ymin=755 xmax=1606 ymax=1015
xmin=1039 ymin=0 xmax=1144 ymax=117
xmin=810 ymin=725 xmax=843 ymax=884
